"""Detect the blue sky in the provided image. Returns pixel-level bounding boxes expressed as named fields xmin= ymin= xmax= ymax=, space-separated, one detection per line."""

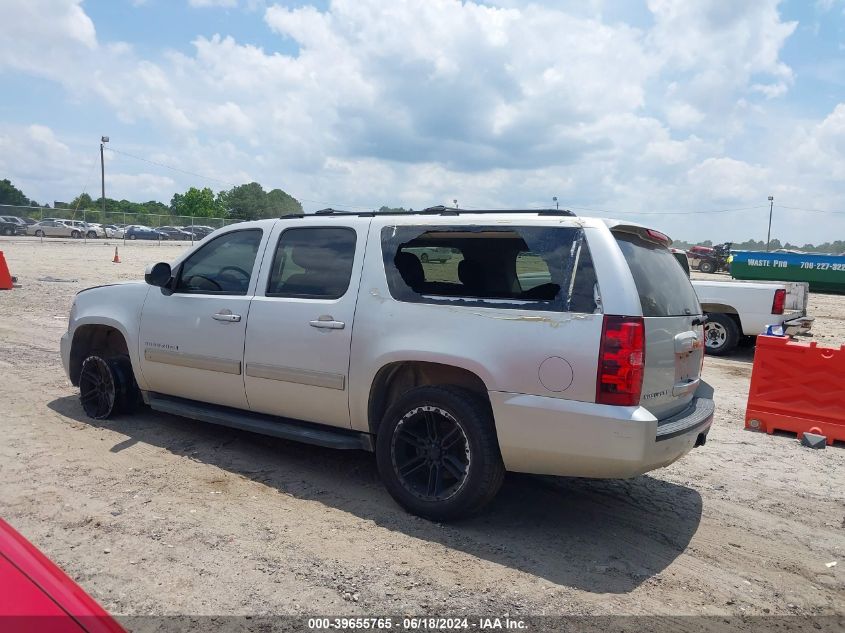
xmin=2 ymin=0 xmax=845 ymax=245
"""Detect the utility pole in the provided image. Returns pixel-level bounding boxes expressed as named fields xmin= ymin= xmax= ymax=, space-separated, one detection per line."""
xmin=766 ymin=195 xmax=774 ymax=252
xmin=553 ymin=196 xmax=558 ymax=210
xmin=100 ymin=136 xmax=109 ymax=219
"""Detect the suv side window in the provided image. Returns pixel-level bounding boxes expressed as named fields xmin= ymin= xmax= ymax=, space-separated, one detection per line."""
xmin=266 ymin=227 xmax=357 ymax=299
xmin=382 ymin=225 xmax=600 ymax=313
xmin=174 ymin=229 xmax=263 ymax=295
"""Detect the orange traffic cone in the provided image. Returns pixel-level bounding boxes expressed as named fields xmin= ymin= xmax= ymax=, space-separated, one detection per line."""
xmin=112 ymin=247 xmax=121 ymax=264
xmin=0 ymin=251 xmax=13 ymax=290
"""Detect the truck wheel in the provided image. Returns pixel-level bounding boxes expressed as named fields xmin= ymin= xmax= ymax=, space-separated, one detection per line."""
xmin=420 ymin=253 xmax=429 ymax=263
xmin=376 ymin=386 xmax=505 ymax=521
xmin=71 ymin=230 xmax=81 ymax=239
xmin=78 ymin=355 xmax=140 ymax=419
xmin=704 ymin=313 xmax=740 ymax=356
xmin=699 ymin=259 xmax=716 ymax=274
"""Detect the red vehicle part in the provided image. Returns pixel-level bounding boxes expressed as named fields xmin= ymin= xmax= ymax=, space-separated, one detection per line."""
xmin=0 ymin=518 xmax=124 ymax=633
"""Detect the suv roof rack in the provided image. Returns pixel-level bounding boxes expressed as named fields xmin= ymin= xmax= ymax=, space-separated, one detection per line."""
xmin=281 ymin=206 xmax=575 ymax=219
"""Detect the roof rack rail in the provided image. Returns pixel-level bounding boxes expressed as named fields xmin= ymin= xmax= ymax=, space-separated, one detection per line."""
xmin=419 ymin=205 xmax=575 ymax=216
xmin=280 ymin=206 xmax=575 ymax=219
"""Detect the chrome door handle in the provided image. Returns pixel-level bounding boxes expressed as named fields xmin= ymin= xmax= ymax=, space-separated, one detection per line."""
xmin=309 ymin=315 xmax=345 ymax=330
xmin=212 ymin=312 xmax=241 ymax=322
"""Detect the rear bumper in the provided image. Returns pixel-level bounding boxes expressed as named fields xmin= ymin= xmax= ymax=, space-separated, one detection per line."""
xmin=783 ymin=314 xmax=814 ymax=336
xmin=490 ymin=385 xmax=714 ymax=478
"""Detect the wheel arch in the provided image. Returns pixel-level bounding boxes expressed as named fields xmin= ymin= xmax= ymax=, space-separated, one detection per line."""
xmin=701 ymin=304 xmax=743 ymax=329
xmin=69 ymin=322 xmax=131 ymax=386
xmin=367 ymin=360 xmax=491 ymax=436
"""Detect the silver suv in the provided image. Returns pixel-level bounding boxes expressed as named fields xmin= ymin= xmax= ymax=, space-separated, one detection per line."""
xmin=61 ymin=208 xmax=713 ymax=520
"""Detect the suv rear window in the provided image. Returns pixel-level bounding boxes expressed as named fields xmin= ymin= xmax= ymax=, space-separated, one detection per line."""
xmin=614 ymin=231 xmax=701 ymax=317
xmin=382 ymin=225 xmax=600 ymax=313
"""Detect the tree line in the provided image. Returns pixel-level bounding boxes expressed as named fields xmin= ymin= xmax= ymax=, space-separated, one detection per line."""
xmin=0 ymin=178 xmax=302 ymax=225
xmin=672 ymin=238 xmax=845 ymax=255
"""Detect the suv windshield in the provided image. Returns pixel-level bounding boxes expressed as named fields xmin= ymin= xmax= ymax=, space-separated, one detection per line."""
xmin=614 ymin=231 xmax=701 ymax=317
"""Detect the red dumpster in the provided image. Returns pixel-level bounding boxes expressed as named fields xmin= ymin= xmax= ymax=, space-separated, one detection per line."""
xmin=745 ymin=335 xmax=845 ymax=445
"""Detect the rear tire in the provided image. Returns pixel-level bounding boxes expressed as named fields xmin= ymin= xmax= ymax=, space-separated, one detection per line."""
xmin=79 ymin=355 xmax=140 ymax=419
xmin=376 ymin=386 xmax=505 ymax=521
xmin=129 ymin=234 xmax=137 ymax=240
xmin=704 ymin=313 xmax=740 ymax=356
xmin=71 ymin=230 xmax=80 ymax=239
xmin=87 ymin=230 xmax=97 ymax=239
xmin=2 ymin=227 xmax=11 ymax=236
xmin=699 ymin=259 xmax=716 ymax=274
xmin=420 ymin=253 xmax=429 ymax=263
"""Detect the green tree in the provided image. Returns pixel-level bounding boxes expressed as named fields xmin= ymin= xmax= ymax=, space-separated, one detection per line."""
xmin=71 ymin=193 xmax=94 ymax=210
xmin=220 ymin=182 xmax=302 ymax=220
xmin=266 ymin=188 xmax=303 ymax=216
xmin=0 ymin=179 xmax=32 ymax=206
xmin=170 ymin=187 xmax=222 ymax=219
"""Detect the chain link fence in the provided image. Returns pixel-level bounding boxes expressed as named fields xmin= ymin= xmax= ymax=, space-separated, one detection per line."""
xmin=0 ymin=203 xmax=240 ymax=243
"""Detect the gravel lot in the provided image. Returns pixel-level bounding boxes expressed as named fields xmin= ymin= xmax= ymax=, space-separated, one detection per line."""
xmin=1 ymin=236 xmax=843 ymax=622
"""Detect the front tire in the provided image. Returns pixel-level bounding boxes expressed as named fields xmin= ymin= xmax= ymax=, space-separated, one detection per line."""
xmin=87 ymin=230 xmax=97 ymax=239
xmin=376 ymin=386 xmax=505 ymax=521
xmin=699 ymin=259 xmax=716 ymax=274
xmin=79 ymin=355 xmax=139 ymax=419
xmin=704 ymin=313 xmax=740 ymax=356
xmin=71 ymin=230 xmax=81 ymax=239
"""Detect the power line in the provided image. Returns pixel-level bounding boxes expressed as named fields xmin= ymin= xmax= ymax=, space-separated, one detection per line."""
xmin=105 ymin=147 xmax=238 ymax=188
xmin=776 ymin=204 xmax=845 ymax=215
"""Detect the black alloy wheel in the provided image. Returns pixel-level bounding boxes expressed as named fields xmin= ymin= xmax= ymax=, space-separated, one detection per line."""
xmin=376 ymin=386 xmax=505 ymax=521
xmin=79 ymin=356 xmax=118 ymax=419
xmin=78 ymin=355 xmax=139 ymax=419
xmin=392 ymin=405 xmax=470 ymax=502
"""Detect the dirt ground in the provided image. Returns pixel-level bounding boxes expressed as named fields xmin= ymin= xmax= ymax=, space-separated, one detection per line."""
xmin=0 ymin=236 xmax=843 ymax=621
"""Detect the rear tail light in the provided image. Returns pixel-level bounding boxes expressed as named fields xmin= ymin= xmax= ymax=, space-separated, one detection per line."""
xmin=596 ymin=315 xmax=645 ymax=406
xmin=771 ymin=288 xmax=786 ymax=315
xmin=646 ymin=229 xmax=670 ymax=245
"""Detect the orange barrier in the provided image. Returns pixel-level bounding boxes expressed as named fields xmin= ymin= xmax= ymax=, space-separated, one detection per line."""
xmin=0 ymin=251 xmax=13 ymax=290
xmin=745 ymin=335 xmax=845 ymax=445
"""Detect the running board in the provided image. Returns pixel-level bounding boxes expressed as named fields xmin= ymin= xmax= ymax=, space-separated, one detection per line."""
xmin=145 ymin=392 xmax=374 ymax=451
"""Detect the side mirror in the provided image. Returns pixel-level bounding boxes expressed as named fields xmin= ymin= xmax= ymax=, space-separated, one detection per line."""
xmin=145 ymin=262 xmax=172 ymax=288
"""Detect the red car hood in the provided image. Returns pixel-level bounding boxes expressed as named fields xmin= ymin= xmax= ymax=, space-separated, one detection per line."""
xmin=0 ymin=518 xmax=124 ymax=633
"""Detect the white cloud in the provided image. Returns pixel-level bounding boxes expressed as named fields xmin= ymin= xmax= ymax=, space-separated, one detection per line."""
xmin=2 ymin=0 xmax=845 ymax=244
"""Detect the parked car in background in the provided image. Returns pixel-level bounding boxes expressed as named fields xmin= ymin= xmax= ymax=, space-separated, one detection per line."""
xmin=181 ymin=225 xmax=215 ymax=239
xmin=0 ymin=215 xmax=28 ymax=235
xmin=20 ymin=216 xmax=37 ymax=225
xmin=125 ymin=225 xmax=166 ymax=240
xmin=156 ymin=226 xmax=192 ymax=240
xmin=404 ymin=245 xmax=456 ymax=263
xmin=103 ymin=224 xmax=125 ymax=238
xmin=62 ymin=220 xmax=106 ymax=239
xmin=673 ymin=249 xmax=813 ymax=355
xmin=28 ymin=219 xmax=80 ymax=238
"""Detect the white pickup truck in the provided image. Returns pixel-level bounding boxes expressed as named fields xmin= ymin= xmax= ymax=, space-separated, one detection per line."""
xmin=672 ymin=250 xmax=814 ymax=355
xmin=693 ymin=280 xmax=814 ymax=355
